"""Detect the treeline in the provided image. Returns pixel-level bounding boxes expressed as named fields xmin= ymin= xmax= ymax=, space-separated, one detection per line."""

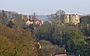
xmin=0 ymin=10 xmax=27 ymax=29
xmin=35 ymin=15 xmax=90 ymax=56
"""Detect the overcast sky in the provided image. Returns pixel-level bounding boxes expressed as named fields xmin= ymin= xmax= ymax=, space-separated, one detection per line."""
xmin=0 ymin=0 xmax=90 ymax=15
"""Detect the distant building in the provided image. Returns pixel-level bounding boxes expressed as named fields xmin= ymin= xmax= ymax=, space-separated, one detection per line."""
xmin=25 ymin=19 xmax=34 ymax=26
xmin=25 ymin=14 xmax=43 ymax=27
xmin=69 ymin=14 xmax=80 ymax=25
xmin=63 ymin=14 xmax=69 ymax=24
xmin=63 ymin=14 xmax=80 ymax=25
xmin=51 ymin=10 xmax=80 ymax=25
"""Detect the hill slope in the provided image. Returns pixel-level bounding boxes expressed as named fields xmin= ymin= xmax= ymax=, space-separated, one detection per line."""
xmin=0 ymin=24 xmax=38 ymax=56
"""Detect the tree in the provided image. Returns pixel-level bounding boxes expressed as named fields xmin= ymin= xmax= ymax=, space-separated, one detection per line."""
xmin=7 ymin=19 xmax=16 ymax=28
xmin=0 ymin=10 xmax=7 ymax=25
xmin=38 ymin=40 xmax=65 ymax=56
xmin=48 ymin=11 xmax=86 ymax=56
xmin=62 ymin=30 xmax=86 ymax=56
xmin=0 ymin=24 xmax=38 ymax=56
xmin=36 ymin=10 xmax=86 ymax=56
xmin=36 ymin=21 xmax=51 ymax=40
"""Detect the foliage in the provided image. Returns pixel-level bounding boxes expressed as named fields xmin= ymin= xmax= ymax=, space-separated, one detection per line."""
xmin=0 ymin=24 xmax=38 ymax=56
xmin=63 ymin=30 xmax=86 ymax=55
xmin=80 ymin=16 xmax=90 ymax=24
xmin=80 ymin=38 xmax=90 ymax=56
xmin=38 ymin=40 xmax=65 ymax=56
xmin=36 ymin=14 xmax=87 ymax=56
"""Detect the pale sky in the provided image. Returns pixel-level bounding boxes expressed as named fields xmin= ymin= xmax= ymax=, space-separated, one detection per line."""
xmin=0 ymin=0 xmax=90 ymax=15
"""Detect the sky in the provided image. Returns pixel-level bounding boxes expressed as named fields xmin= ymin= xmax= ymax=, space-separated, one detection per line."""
xmin=0 ymin=0 xmax=90 ymax=15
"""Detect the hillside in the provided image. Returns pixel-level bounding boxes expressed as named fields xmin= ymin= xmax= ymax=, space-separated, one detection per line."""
xmin=0 ymin=24 xmax=38 ymax=56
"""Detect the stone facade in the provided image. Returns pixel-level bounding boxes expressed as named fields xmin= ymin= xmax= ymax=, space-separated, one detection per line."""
xmin=63 ymin=14 xmax=69 ymax=24
xmin=52 ymin=10 xmax=80 ymax=25
xmin=63 ymin=14 xmax=80 ymax=25
xmin=69 ymin=14 xmax=80 ymax=25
